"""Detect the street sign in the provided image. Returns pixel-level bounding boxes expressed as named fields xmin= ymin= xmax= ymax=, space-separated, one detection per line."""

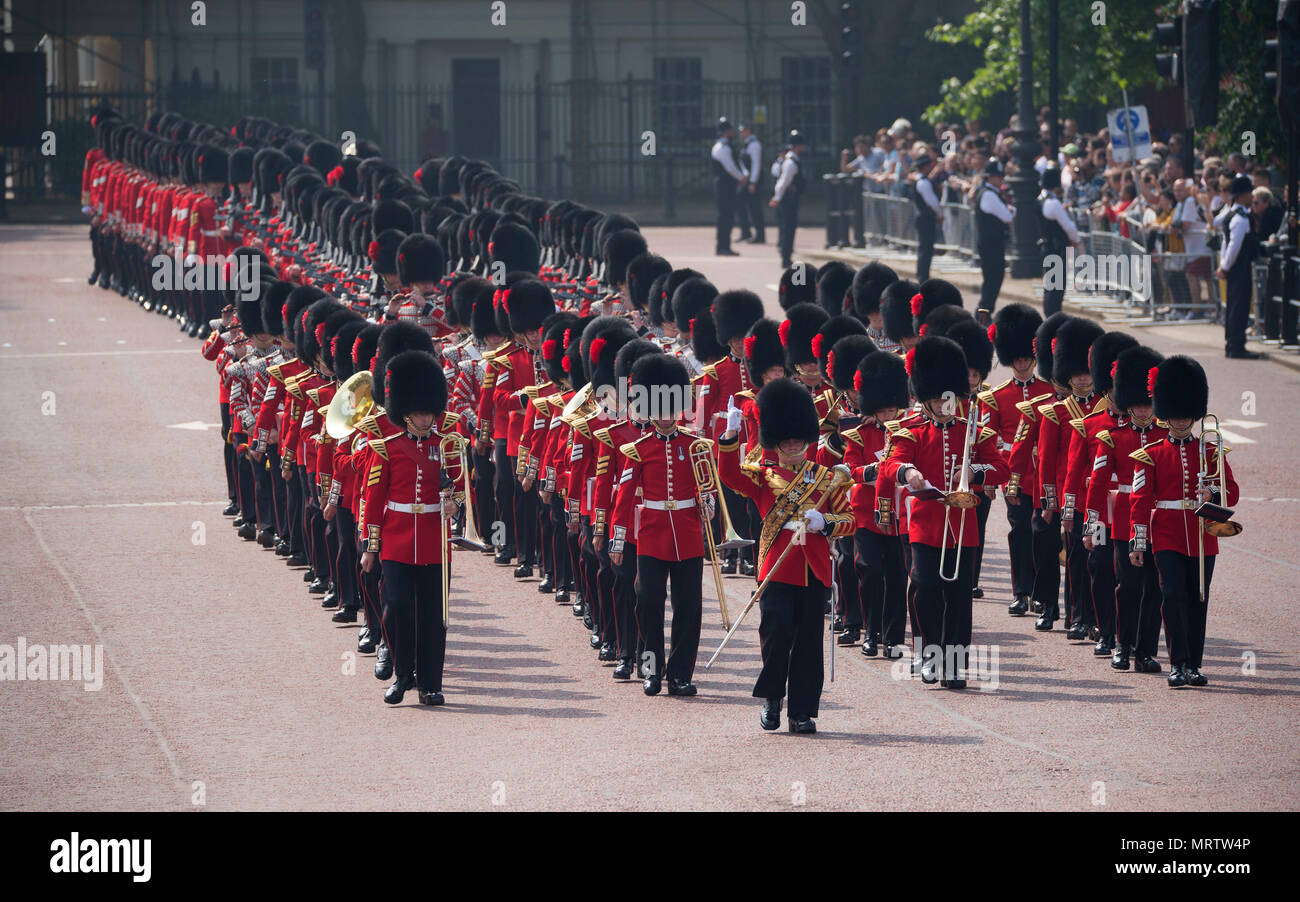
xmin=1108 ymin=105 xmax=1153 ymax=163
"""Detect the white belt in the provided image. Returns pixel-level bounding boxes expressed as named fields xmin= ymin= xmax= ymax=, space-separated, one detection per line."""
xmin=643 ymin=498 xmax=696 ymax=511
xmin=1155 ymin=499 xmax=1196 ymax=510
xmin=1115 ymin=484 xmax=1132 ymax=493
xmin=386 ymin=501 xmax=441 ymax=514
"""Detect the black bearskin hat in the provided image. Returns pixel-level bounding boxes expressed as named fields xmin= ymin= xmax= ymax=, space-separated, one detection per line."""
xmin=1152 ymin=355 xmax=1209 ymax=422
xmin=1112 ymin=345 xmax=1164 ymax=413
xmin=372 ymin=198 xmax=414 ymax=235
xmin=946 ymin=317 xmax=994 ymax=378
xmin=990 ymin=303 xmax=1042 ymax=367
xmin=647 ymin=274 xmax=672 ymax=328
xmin=880 ymin=279 xmax=920 ymax=343
xmin=373 ymin=321 xmax=436 ymax=408
xmin=260 ymin=280 xmax=294 ymax=337
xmin=780 ymin=303 xmax=830 ymax=369
xmin=757 ymin=378 xmax=820 ymax=449
xmin=352 ymin=324 xmax=383 ymax=375
xmin=331 ymin=319 xmax=368 ymax=383
xmin=283 ymin=285 xmax=327 ymax=344
xmin=814 ymin=315 xmax=868 ymax=380
xmin=779 ymin=262 xmax=817 ymax=311
xmin=603 ymin=229 xmax=648 ymax=287
xmin=298 ymin=298 xmax=346 ymax=364
xmin=396 ymin=233 xmax=445 ymax=285
xmin=504 ymin=278 xmax=556 ymax=336
xmin=369 ymin=228 xmax=407 ymax=276
xmin=816 ymin=261 xmax=855 ymax=316
xmin=384 ymin=351 xmax=447 ymax=423
xmin=562 ymin=316 xmax=596 ymax=384
xmin=1034 ymin=312 xmax=1073 ymax=383
xmin=690 ymin=310 xmax=728 ymax=364
xmin=713 ymin=289 xmax=765 ymax=345
xmin=541 ymin=316 xmax=578 ymax=386
xmin=673 ymin=277 xmax=719 ymax=336
xmin=1089 ymin=331 xmax=1139 ymax=395
xmin=303 ymin=140 xmax=343 ymax=179
xmin=911 ymin=278 xmax=964 ymax=333
xmin=461 ymin=279 xmax=499 ymax=342
xmin=743 ymin=319 xmax=786 ymax=386
xmin=920 ymin=304 xmax=973 ymax=340
xmin=1051 ymin=317 xmax=1104 ymax=386
xmin=198 ymin=146 xmax=228 ymax=183
xmin=582 ymin=316 xmax=638 ymax=391
xmin=629 ymin=352 xmax=691 ymax=419
xmin=856 ymin=350 xmax=910 ymax=416
xmin=238 ymin=298 xmax=267 ymax=337
xmin=319 ymin=308 xmax=362 ymax=375
xmin=229 ymin=146 xmax=255 ymax=185
xmin=615 ymin=338 xmax=662 ymax=383
xmin=907 ymin=336 xmax=968 ymax=403
xmin=626 ymin=253 xmax=672 ymax=312
xmin=490 ymin=221 xmax=541 ymax=275
xmin=828 ymin=335 xmax=878 ymax=391
xmin=851 ymin=261 xmax=899 ymax=319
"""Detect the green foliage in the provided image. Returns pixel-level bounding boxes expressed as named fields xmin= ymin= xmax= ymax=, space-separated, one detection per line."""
xmin=922 ymin=0 xmax=1159 ymax=127
xmin=1202 ymin=0 xmax=1283 ymax=163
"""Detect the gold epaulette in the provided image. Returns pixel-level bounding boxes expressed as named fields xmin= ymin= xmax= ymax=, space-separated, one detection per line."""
xmin=702 ymin=362 xmax=719 ymax=380
xmin=1014 ymin=399 xmax=1038 ymax=420
xmin=440 ymin=411 xmax=461 ymax=432
xmin=734 ymin=388 xmax=755 ymax=403
xmin=618 ymin=440 xmax=642 ymax=462
xmin=593 ymin=426 xmax=616 ymax=449
xmin=1097 ymin=429 xmax=1114 ymax=447
xmin=1069 ymin=417 xmax=1087 ymax=437
xmin=978 ymin=426 xmax=997 ymax=443
xmin=523 ymin=385 xmax=542 ymax=404
xmin=483 ymin=340 xmax=512 ymax=362
xmin=1064 ymin=396 xmax=1085 ymax=422
xmin=368 ymin=433 xmax=397 ymax=460
xmin=306 ymin=387 xmax=320 ymax=406
xmin=843 ymin=427 xmax=864 ymax=447
xmin=977 ymin=387 xmax=1000 ymax=411
xmin=1129 ymin=447 xmax=1155 ymax=466
xmin=889 ymin=426 xmax=916 ymax=441
xmin=356 ymin=411 xmax=382 ymax=438
xmin=267 ymin=362 xmax=285 ymax=382
xmin=1038 ymin=402 xmax=1060 ymax=425
xmin=535 ymin=396 xmax=551 ymax=417
xmin=571 ymin=411 xmax=596 ymax=439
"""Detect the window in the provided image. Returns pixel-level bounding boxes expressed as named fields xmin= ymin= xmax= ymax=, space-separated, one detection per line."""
xmin=781 ymin=57 xmax=831 ymax=153
xmin=251 ymin=57 xmax=299 ymax=94
xmin=653 ymin=57 xmax=702 ymax=148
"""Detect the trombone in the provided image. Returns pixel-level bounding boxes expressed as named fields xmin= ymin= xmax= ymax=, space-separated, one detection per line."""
xmin=439 ymin=431 xmax=491 ymax=554
xmin=939 ymin=397 xmax=981 ymax=583
xmin=1196 ymin=414 xmax=1242 ymax=603
xmin=689 ymin=439 xmax=743 ymax=630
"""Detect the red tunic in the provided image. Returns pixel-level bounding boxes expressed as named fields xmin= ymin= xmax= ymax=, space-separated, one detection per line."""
xmin=610 ymin=428 xmax=711 ymax=561
xmin=1128 ymin=434 xmax=1238 ymax=556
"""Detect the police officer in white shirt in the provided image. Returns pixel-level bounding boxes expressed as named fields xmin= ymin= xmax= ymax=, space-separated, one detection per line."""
xmin=1038 ymin=166 xmax=1080 ymax=316
xmin=711 ymin=117 xmax=747 ymax=256
xmin=770 ymin=130 xmax=808 ymax=270
xmin=1215 ymin=174 xmax=1263 ymax=359
xmin=735 ymin=123 xmax=766 ymax=244
xmin=975 ymin=159 xmax=1015 ymax=321
xmin=911 ymin=154 xmax=942 ymax=282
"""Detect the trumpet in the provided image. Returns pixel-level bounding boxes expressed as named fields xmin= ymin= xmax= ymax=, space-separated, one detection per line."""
xmin=939 ymin=397 xmax=981 ymax=583
xmin=689 ymin=439 xmax=739 ymax=630
xmin=325 ymin=370 xmax=374 ymax=439
xmin=1196 ymin=415 xmax=1242 ymax=603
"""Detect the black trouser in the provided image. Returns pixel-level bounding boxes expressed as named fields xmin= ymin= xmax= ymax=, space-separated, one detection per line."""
xmin=1031 ymin=508 xmax=1062 ymax=619
xmin=634 ymin=554 xmax=703 ymax=683
xmin=777 ymin=196 xmax=800 ymax=267
xmin=89 ymin=224 xmax=102 ymax=276
xmin=977 ymin=243 xmax=1005 ymax=313
xmin=517 ymin=480 xmax=539 ymax=565
xmin=1004 ymin=495 xmax=1034 ymax=598
xmin=714 ymin=176 xmax=736 ymax=252
xmin=538 ymin=492 xmax=554 ymax=578
xmin=835 ymin=535 xmax=862 ymax=630
xmin=855 ymin=528 xmax=907 ymax=646
xmin=916 ymin=213 xmax=937 ymax=283
xmin=334 ymin=509 xmax=361 ymax=611
xmin=972 ymin=491 xmax=992 ymax=587
xmin=474 ymin=450 xmax=496 ymax=547
xmin=736 ymin=180 xmax=765 ymax=242
xmin=220 ymin=404 xmax=236 ymax=502
xmin=1088 ymin=540 xmax=1117 ymax=641
xmin=613 ymin=540 xmax=639 ymax=659
xmin=235 ymin=439 xmax=256 ymax=523
xmin=593 ymin=532 xmax=617 ymax=645
xmin=909 ymin=543 xmax=976 ymax=680
xmin=1114 ymin=539 xmax=1162 ymax=657
xmin=1064 ymin=515 xmax=1089 ymax=627
xmin=286 ymin=464 xmax=306 ymax=557
xmin=268 ymin=449 xmax=288 ymax=537
xmin=549 ymin=494 xmax=571 ymax=590
xmin=1224 ymin=268 xmax=1252 ymax=353
xmin=360 ymin=534 xmax=384 ymax=637
xmin=380 ymin=560 xmax=447 ymax=691
xmin=753 ymin=575 xmax=826 ymax=718
xmin=1155 ymin=550 xmax=1214 ymax=669
xmin=252 ymin=453 xmax=274 ymax=530
xmin=493 ymin=439 xmax=516 ymax=552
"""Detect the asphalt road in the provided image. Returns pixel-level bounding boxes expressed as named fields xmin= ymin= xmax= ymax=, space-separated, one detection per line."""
xmin=2 ymin=224 xmax=1298 ymax=811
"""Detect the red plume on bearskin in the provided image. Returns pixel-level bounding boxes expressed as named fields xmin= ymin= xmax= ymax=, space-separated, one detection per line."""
xmin=826 ymin=349 xmax=836 ymax=378
xmin=353 ymin=337 xmax=365 ymax=363
xmin=854 ymin=370 xmax=863 ymax=392
xmin=1032 ymin=337 xmax=1038 ymax=358
xmin=328 ymin=166 xmax=344 ymax=186
xmin=492 ymin=289 xmax=502 ymax=309
xmin=282 ymin=303 xmax=291 ymax=325
xmin=315 ymin=323 xmax=326 ymax=346
xmin=562 ymin=356 xmax=572 ymax=373
xmin=501 ymin=288 xmax=512 ymax=314
xmin=369 ymin=354 xmax=378 ymax=372
xmin=779 ymin=319 xmax=792 ymax=346
xmin=918 ymin=324 xmax=928 ymax=338
xmin=744 ymin=334 xmax=757 ymax=359
xmin=1147 ymin=366 xmax=1159 ymax=399
xmin=590 ymin=336 xmax=607 ymax=365
xmin=563 ymin=328 xmax=573 ymax=350
xmin=488 ymin=240 xmax=495 ymax=257
xmin=368 ymin=240 xmax=381 ymax=261
xmin=987 ymin=323 xmax=997 ymax=343
xmin=811 ymin=334 xmax=824 ymax=360
xmin=304 ymin=154 xmax=312 ymax=166
xmin=542 ymin=339 xmax=558 ymax=360
xmin=1051 ymin=337 xmax=1059 ymax=356
xmin=1111 ymin=360 xmax=1119 ymax=382
xmin=910 ymin=292 xmax=924 ymax=316
xmin=905 ymin=347 xmax=916 ymax=377
xmin=331 ymin=336 xmax=339 ymax=360
xmin=413 ymin=168 xmax=422 ymax=183
xmin=689 ymin=317 xmax=697 ymax=336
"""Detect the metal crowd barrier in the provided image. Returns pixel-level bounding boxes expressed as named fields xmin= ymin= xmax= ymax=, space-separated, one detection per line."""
xmin=849 ymin=188 xmax=978 ymax=260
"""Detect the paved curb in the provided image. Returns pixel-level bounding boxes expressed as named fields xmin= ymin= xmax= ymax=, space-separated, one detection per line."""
xmin=806 ymin=246 xmax=1300 ymax=376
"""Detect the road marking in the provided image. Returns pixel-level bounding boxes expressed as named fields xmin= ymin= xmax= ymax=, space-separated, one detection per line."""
xmin=167 ymin=421 xmax=221 ymax=431
xmin=0 ymin=348 xmax=195 ymax=360
xmin=1221 ymin=544 xmax=1300 ymax=571
xmin=1217 ymin=429 xmax=1257 ymax=446
xmin=1219 ymin=419 xmax=1265 ymax=430
xmin=21 ymin=508 xmax=188 ymax=790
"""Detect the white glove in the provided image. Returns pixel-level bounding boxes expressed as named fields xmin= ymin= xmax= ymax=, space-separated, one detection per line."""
xmin=81 ymin=205 xmax=93 ymax=216
xmin=803 ymin=509 xmax=826 ymax=533
xmin=725 ymin=398 xmax=744 ymax=434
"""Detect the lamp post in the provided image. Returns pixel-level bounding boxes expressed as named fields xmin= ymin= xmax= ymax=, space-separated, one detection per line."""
xmin=1008 ymin=0 xmax=1042 ymax=278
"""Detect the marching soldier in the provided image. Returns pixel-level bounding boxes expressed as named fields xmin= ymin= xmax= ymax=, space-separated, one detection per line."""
xmin=1129 ymin=356 xmax=1239 ymax=687
xmin=718 ymin=378 xmax=856 ymax=733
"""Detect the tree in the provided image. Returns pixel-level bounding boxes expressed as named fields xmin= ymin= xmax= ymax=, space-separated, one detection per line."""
xmin=922 ymin=0 xmax=1158 ymax=128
